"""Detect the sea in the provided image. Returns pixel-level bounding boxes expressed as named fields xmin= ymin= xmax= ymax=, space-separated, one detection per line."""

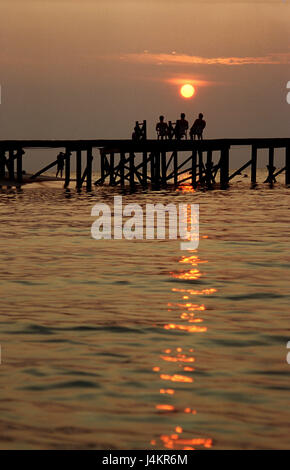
xmin=0 ymin=169 xmax=289 ymax=450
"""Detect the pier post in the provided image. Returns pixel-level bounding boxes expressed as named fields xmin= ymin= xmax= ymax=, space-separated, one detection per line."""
xmin=16 ymin=148 xmax=23 ymax=184
xmin=251 ymin=145 xmax=257 ymax=184
xmin=161 ymin=151 xmax=167 ymax=187
xmin=154 ymin=152 xmax=160 ymax=190
xmin=174 ymin=151 xmax=178 ymax=187
xmin=76 ymin=150 xmax=82 ymax=189
xmin=150 ymin=153 xmax=155 ymax=189
xmin=8 ymin=150 xmax=15 ymax=181
xmin=86 ymin=147 xmax=93 ymax=191
xmin=198 ymin=149 xmax=203 ymax=183
xmin=120 ymin=152 xmax=125 ymax=187
xmin=191 ymin=149 xmax=197 ymax=188
xmin=109 ymin=152 xmax=115 ymax=186
xmin=265 ymin=147 xmax=275 ymax=184
xmin=286 ymin=145 xmax=290 ymax=186
xmin=64 ymin=148 xmax=71 ymax=188
xmin=220 ymin=146 xmax=229 ymax=189
xmin=0 ymin=150 xmax=5 ymax=179
xmin=100 ymin=150 xmax=105 ymax=184
xmin=129 ymin=152 xmax=135 ymax=190
xmin=206 ymin=150 xmax=213 ymax=188
xmin=142 ymin=152 xmax=147 ymax=188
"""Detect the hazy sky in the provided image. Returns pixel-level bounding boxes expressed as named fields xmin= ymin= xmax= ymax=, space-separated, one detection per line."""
xmin=0 ymin=0 xmax=289 ymax=147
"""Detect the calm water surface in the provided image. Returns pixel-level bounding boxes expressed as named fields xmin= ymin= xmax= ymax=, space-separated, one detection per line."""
xmin=0 ymin=171 xmax=289 ymax=449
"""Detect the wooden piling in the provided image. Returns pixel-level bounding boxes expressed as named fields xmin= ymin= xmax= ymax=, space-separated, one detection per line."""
xmin=154 ymin=152 xmax=160 ymax=190
xmin=251 ymin=145 xmax=257 ymax=184
xmin=109 ymin=152 xmax=115 ymax=186
xmin=220 ymin=147 xmax=229 ymax=189
xmin=150 ymin=153 xmax=155 ymax=188
xmin=8 ymin=150 xmax=15 ymax=180
xmin=65 ymin=149 xmax=70 ymax=187
xmin=286 ymin=145 xmax=290 ymax=186
xmin=86 ymin=147 xmax=93 ymax=191
xmin=0 ymin=150 xmax=5 ymax=179
xmin=142 ymin=152 xmax=147 ymax=188
xmin=76 ymin=150 xmax=82 ymax=189
xmin=191 ymin=150 xmax=197 ymax=187
xmin=100 ymin=150 xmax=106 ymax=184
xmin=120 ymin=152 xmax=125 ymax=187
xmin=198 ymin=150 xmax=203 ymax=183
xmin=206 ymin=150 xmax=213 ymax=187
xmin=129 ymin=152 xmax=135 ymax=190
xmin=161 ymin=151 xmax=167 ymax=187
xmin=16 ymin=149 xmax=23 ymax=184
xmin=173 ymin=151 xmax=178 ymax=187
xmin=267 ymin=147 xmax=275 ymax=184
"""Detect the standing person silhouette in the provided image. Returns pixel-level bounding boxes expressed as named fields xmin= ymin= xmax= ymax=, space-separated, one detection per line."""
xmin=175 ymin=113 xmax=188 ymax=140
xmin=56 ymin=152 xmax=65 ymax=178
xmin=190 ymin=113 xmax=206 ymax=140
xmin=156 ymin=115 xmax=169 ymax=140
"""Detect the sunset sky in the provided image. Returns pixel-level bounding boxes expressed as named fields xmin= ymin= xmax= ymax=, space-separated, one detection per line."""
xmin=0 ymin=0 xmax=289 ymax=150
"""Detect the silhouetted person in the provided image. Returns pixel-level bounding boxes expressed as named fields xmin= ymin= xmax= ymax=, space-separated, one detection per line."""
xmin=156 ymin=115 xmax=169 ymax=140
xmin=56 ymin=152 xmax=65 ymax=178
xmin=190 ymin=113 xmax=206 ymax=140
xmin=132 ymin=123 xmax=141 ymax=141
xmin=132 ymin=121 xmax=147 ymax=141
xmin=175 ymin=113 xmax=188 ymax=140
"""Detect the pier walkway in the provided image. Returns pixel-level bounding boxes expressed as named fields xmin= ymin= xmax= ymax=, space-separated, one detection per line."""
xmin=0 ymin=138 xmax=289 ymax=190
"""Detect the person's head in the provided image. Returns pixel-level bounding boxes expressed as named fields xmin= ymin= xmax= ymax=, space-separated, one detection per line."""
xmin=159 ymin=115 xmax=164 ymax=122
xmin=199 ymin=113 xmax=204 ymax=119
xmin=181 ymin=113 xmax=185 ymax=119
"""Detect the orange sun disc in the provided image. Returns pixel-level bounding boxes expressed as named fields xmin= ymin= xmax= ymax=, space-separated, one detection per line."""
xmin=180 ymin=84 xmax=195 ymax=99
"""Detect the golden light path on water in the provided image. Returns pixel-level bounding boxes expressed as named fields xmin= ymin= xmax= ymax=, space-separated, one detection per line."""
xmin=150 ymin=183 xmax=216 ymax=451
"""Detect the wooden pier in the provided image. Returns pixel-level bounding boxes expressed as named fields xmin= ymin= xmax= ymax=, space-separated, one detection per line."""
xmin=0 ymin=137 xmax=290 ymax=191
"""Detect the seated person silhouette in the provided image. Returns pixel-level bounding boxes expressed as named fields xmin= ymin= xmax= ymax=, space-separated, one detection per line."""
xmin=175 ymin=113 xmax=188 ymax=140
xmin=190 ymin=113 xmax=206 ymax=140
xmin=156 ymin=115 xmax=169 ymax=140
xmin=132 ymin=122 xmax=144 ymax=141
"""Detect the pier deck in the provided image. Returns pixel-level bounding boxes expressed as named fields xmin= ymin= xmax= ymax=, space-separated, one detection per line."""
xmin=0 ymin=138 xmax=289 ymax=190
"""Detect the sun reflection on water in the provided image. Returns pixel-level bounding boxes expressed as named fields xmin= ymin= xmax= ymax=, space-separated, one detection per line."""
xmin=150 ymin=210 xmax=216 ymax=449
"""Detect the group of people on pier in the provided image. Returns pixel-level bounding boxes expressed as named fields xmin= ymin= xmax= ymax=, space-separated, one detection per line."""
xmin=132 ymin=113 xmax=206 ymax=141
xmin=156 ymin=113 xmax=206 ymax=141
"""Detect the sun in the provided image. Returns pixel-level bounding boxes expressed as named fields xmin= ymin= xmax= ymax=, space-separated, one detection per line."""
xmin=180 ymin=84 xmax=195 ymax=99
